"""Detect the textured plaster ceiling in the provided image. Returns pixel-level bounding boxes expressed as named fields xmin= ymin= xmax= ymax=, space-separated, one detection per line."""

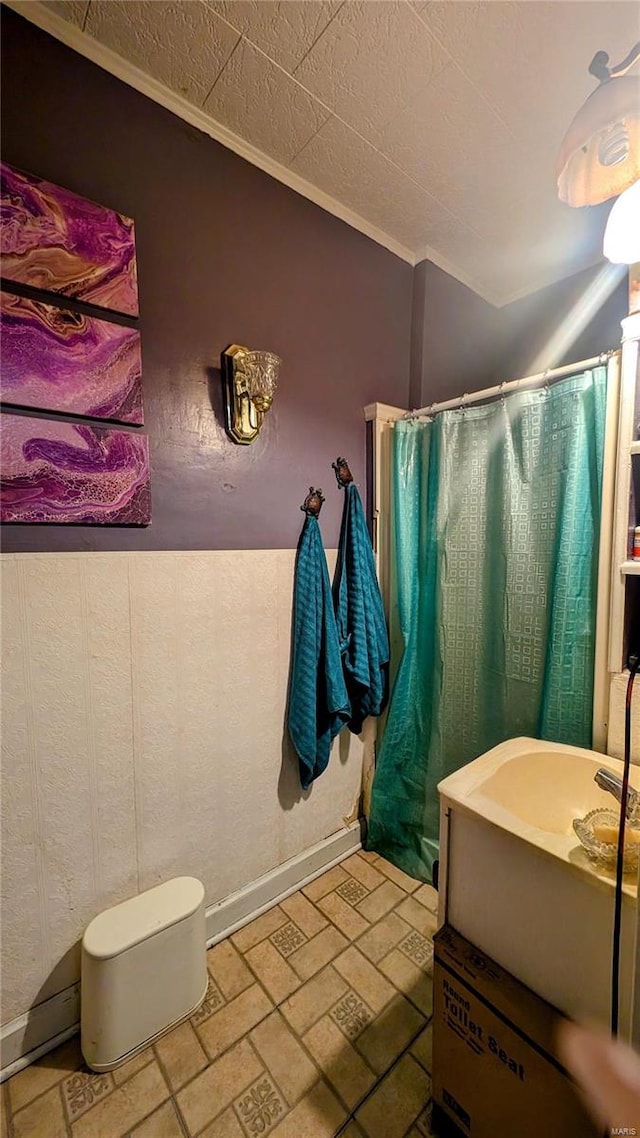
xmin=23 ymin=0 xmax=640 ymax=304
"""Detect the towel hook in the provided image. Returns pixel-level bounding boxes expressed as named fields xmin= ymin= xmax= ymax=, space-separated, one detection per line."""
xmin=300 ymin=487 xmax=325 ymax=517
xmin=332 ymin=457 xmax=354 ymax=488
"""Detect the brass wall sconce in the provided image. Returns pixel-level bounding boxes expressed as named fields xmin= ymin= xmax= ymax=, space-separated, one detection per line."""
xmin=221 ymin=344 xmax=281 ymax=445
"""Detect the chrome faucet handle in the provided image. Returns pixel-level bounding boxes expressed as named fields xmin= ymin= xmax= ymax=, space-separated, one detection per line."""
xmin=594 ymin=767 xmax=640 ymax=824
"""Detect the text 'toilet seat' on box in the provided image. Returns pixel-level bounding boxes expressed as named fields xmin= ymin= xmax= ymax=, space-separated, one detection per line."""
xmin=81 ymin=876 xmax=207 ymax=1071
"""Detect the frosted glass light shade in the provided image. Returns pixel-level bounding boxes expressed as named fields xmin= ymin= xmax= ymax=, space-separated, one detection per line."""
xmin=557 ymin=75 xmax=640 ymax=206
xmin=603 ymin=179 xmax=640 ymax=263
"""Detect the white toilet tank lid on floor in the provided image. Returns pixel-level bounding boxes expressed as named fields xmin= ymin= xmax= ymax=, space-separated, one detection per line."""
xmin=83 ymin=877 xmax=205 ymax=960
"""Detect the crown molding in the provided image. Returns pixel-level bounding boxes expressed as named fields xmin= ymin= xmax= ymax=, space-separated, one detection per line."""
xmin=413 ymin=241 xmax=503 ymax=307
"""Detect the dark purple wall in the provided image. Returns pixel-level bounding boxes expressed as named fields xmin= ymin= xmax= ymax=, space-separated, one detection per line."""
xmin=1 ymin=10 xmax=629 ymax=551
xmin=412 ymin=257 xmax=628 ymax=408
xmin=0 ymin=8 xmax=412 ymax=552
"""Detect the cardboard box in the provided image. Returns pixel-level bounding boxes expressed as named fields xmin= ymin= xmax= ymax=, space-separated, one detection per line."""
xmin=432 ymin=925 xmax=600 ymax=1138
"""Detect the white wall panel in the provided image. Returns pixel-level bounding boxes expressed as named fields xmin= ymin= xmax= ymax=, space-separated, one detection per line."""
xmin=0 ymin=549 xmax=364 ymax=1028
xmin=22 ymin=558 xmax=96 ymax=1008
xmin=1 ymin=559 xmax=46 ymax=1023
xmin=129 ymin=555 xmax=184 ymax=893
xmin=82 ymin=557 xmax=138 ymax=906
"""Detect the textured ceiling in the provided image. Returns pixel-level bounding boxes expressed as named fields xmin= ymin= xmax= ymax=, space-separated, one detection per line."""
xmin=19 ymin=0 xmax=640 ymax=304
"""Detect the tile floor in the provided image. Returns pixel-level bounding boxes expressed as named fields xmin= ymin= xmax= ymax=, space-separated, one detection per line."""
xmin=1 ymin=851 xmax=441 ymax=1138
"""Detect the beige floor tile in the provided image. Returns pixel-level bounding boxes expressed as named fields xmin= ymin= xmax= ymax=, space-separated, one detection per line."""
xmin=302 ymin=864 xmax=349 ymax=903
xmin=175 ymin=1038 xmax=262 ymax=1136
xmin=269 ymin=1079 xmax=346 ymax=1138
xmin=375 ymin=859 xmax=421 ymax=893
xmin=192 ymin=976 xmax=226 ymax=1026
xmin=335 ymin=877 xmax=370 ymax=908
xmin=131 ymin=1099 xmax=184 ymax=1137
xmin=288 ymin=926 xmax=348 ymax=981
xmin=357 ymin=851 xmax=380 ymax=864
xmin=71 ymin=1060 xmax=169 ymax=1138
xmin=397 ymin=929 xmax=434 ymax=972
xmin=356 ymin=912 xmax=412 ymax=964
xmin=317 ymin=892 xmax=370 ymax=941
xmin=280 ymin=966 xmax=349 ymax=1036
xmin=378 ymin=951 xmax=433 ymax=1016
xmin=207 ymin=939 xmax=254 ymax=1000
xmin=62 ymin=1069 xmax=115 ymax=1122
xmin=112 ymin=1047 xmax=154 ymax=1086
xmin=154 ymin=1020 xmax=208 ymax=1092
xmin=9 ymin=1035 xmax=83 ymax=1112
xmin=396 ymin=897 xmax=438 ymax=938
xmin=411 ymin=1023 xmax=433 ymax=1074
xmin=333 ymin=946 xmax=396 ymax=1014
xmin=232 ymin=1071 xmax=288 ymax=1135
xmin=342 ymin=1125 xmax=366 ymax=1137
xmin=329 ymin=990 xmax=374 ymax=1041
xmin=342 ymin=854 xmax=385 ymax=892
xmin=304 ymin=1015 xmax=376 ymax=1110
xmin=232 ymin=907 xmax=288 ymax=954
xmin=415 ymin=1103 xmax=435 ymax=1136
xmin=12 ymin=1086 xmax=67 ymax=1138
xmin=196 ymin=984 xmax=273 ymax=1062
xmin=281 ymin=892 xmax=328 ymax=939
xmin=414 ymin=884 xmax=439 ymax=913
xmin=269 ymin=921 xmax=308 ymax=958
xmin=356 ymin=1054 xmax=431 ymax=1138
xmin=199 ymin=1105 xmax=245 ymax=1137
xmin=245 ymin=940 xmax=303 ymax=1003
xmin=251 ymin=1011 xmax=318 ymax=1107
xmin=356 ymin=880 xmax=404 ymax=923
xmin=355 ymin=994 xmax=424 ymax=1075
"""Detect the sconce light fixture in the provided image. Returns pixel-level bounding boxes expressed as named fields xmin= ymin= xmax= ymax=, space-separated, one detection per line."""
xmin=221 ymin=344 xmax=281 ymax=445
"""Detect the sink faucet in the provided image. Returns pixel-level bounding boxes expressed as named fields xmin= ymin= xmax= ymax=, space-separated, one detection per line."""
xmin=594 ymin=767 xmax=640 ymax=823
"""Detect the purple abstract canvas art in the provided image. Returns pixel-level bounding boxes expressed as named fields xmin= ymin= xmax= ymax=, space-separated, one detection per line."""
xmin=0 ymin=163 xmax=139 ymax=316
xmin=0 ymin=291 xmax=143 ymax=424
xmin=0 ymin=415 xmax=151 ymax=525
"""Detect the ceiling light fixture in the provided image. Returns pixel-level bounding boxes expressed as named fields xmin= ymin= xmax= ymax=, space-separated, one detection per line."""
xmin=603 ymin=179 xmax=640 ymax=265
xmin=557 ymin=42 xmax=640 ymax=208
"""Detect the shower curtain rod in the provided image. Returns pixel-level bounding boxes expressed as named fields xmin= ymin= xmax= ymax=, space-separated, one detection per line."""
xmin=405 ymin=351 xmax=613 ymax=419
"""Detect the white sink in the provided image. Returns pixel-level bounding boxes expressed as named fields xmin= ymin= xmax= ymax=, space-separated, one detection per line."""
xmin=438 ymin=737 xmax=638 ymax=1038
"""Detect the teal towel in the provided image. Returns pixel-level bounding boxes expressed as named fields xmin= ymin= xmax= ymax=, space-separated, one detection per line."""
xmin=288 ymin=515 xmax=351 ymax=789
xmin=334 ymin=482 xmax=390 ymax=734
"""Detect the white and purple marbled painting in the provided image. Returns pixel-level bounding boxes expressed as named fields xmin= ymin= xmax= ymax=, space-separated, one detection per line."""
xmin=1 ymin=292 xmax=143 ymax=424
xmin=0 ymin=415 xmax=151 ymax=525
xmin=0 ymin=163 xmax=139 ymax=317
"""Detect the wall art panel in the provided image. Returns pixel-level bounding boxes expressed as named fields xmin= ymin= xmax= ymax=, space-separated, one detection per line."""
xmin=0 ymin=291 xmax=143 ymax=423
xmin=0 ymin=163 xmax=139 ymax=316
xmin=0 ymin=414 xmax=151 ymax=525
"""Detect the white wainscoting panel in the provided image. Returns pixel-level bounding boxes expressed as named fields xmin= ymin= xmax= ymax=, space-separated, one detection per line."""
xmin=0 ymin=550 xmax=364 ymax=1059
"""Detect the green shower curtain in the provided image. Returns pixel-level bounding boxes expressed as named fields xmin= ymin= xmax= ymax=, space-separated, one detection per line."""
xmin=367 ymin=367 xmax=607 ymax=882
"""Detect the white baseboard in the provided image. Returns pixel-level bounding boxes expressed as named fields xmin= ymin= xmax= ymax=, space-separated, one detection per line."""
xmin=0 ymin=985 xmax=81 ymax=1081
xmin=205 ymin=821 xmax=362 ymax=946
xmin=0 ymin=823 xmax=362 ymax=1081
